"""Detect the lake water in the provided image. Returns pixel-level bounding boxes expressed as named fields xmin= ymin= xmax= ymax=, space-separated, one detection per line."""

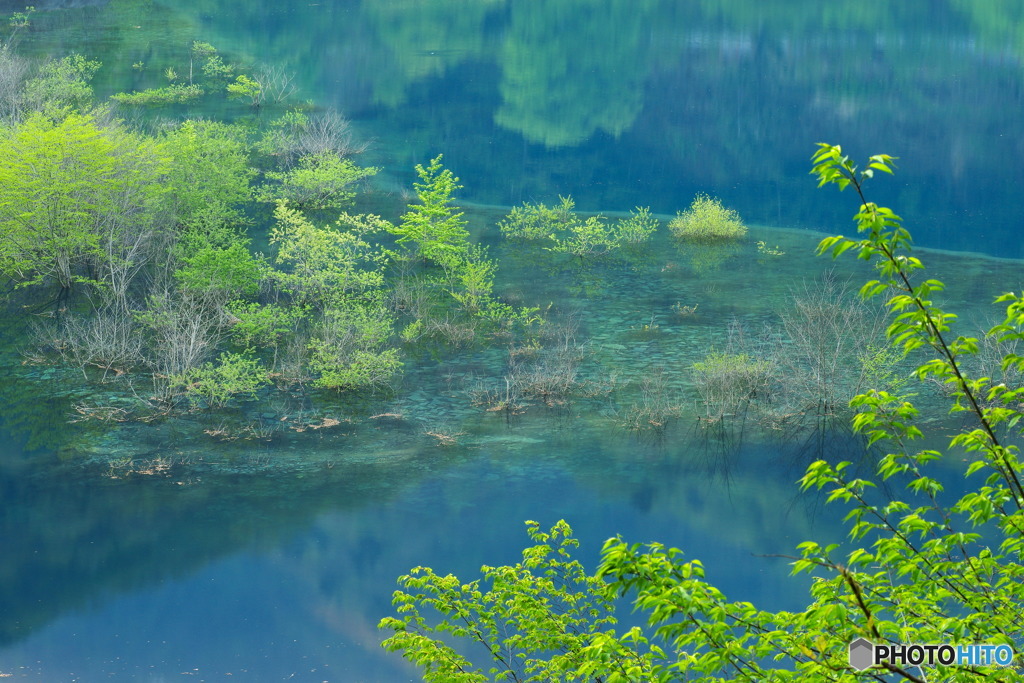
xmin=1 ymin=2 xmax=1023 ymax=681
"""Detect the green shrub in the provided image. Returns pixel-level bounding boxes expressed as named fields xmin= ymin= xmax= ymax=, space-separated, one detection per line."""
xmin=171 ymin=351 xmax=268 ymax=408
xmin=547 ymin=215 xmax=615 ymax=257
xmin=226 ymin=301 xmax=305 ymax=350
xmin=226 ymin=73 xmax=262 ymax=106
xmin=392 ymin=155 xmax=471 ymax=270
xmin=308 ymin=304 xmax=401 ymax=390
xmin=498 ymin=196 xmax=577 ymax=241
xmin=500 ymin=198 xmax=656 ymax=253
xmin=255 ymin=151 xmax=378 ymax=209
xmin=174 ymin=242 xmax=265 ymax=299
xmin=669 ymin=193 xmax=746 ymax=240
xmin=613 ymin=206 xmax=658 ymax=244
xmin=110 ymin=84 xmax=205 ymax=105
xmin=22 ymin=54 xmax=99 ymax=115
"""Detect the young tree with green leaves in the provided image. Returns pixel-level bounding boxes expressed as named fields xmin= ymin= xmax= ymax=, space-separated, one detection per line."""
xmin=255 ymin=151 xmax=378 ymax=210
xmin=20 ymin=53 xmax=100 ymax=117
xmin=392 ymin=154 xmax=470 ymax=269
xmin=380 ymin=146 xmax=1024 ymax=681
xmin=268 ymin=202 xmax=401 ymax=390
xmin=0 ymin=112 xmax=168 ymax=296
xmin=162 ymin=119 xmax=255 ymax=234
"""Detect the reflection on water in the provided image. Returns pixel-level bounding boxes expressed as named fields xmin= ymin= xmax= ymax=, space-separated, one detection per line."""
xmin=1 ymin=422 xmax=837 ymax=680
xmin=12 ymin=0 xmax=1024 ymax=255
xmin=2 ymin=0 xmax=1024 ymax=680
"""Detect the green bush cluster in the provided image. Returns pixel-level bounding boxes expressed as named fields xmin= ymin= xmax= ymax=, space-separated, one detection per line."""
xmin=498 ymin=195 xmax=577 ymax=240
xmin=254 ymin=151 xmax=379 ymax=210
xmin=498 ymin=195 xmax=659 ymax=257
xmin=386 ymin=155 xmax=542 ymax=342
xmin=109 ymin=84 xmax=204 ymax=105
xmin=0 ymin=54 xmax=540 ymax=409
xmin=668 ymin=193 xmax=746 ymax=240
xmin=171 ymin=351 xmax=268 ymax=408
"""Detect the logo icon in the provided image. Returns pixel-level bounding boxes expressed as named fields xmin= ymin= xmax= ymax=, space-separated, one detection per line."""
xmin=849 ymin=638 xmax=874 ymax=671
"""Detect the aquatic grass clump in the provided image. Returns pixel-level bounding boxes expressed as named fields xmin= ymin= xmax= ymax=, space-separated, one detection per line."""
xmin=669 ymin=193 xmax=746 ymax=240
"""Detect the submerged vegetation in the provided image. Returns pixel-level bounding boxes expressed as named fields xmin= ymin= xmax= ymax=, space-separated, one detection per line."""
xmin=0 ymin=37 xmax=544 ymax=420
xmin=3 ymin=4 xmax=1024 ymax=682
xmin=381 ymin=148 xmax=1024 ymax=682
xmin=668 ymin=193 xmax=747 ymax=241
xmin=498 ymin=196 xmax=660 ymax=257
xmin=0 ymin=34 xmax=938 ymax=450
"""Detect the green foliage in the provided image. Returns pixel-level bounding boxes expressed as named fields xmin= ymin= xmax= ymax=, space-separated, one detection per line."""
xmin=227 ymin=73 xmax=262 ymax=106
xmin=8 ymin=7 xmax=34 ymax=30
xmin=756 ymin=240 xmax=785 ymax=257
xmin=668 ymin=193 xmax=746 ymax=240
xmin=171 ymin=350 xmax=268 ymax=408
xmin=308 ymin=304 xmax=401 ymax=390
xmin=255 ymin=110 xmax=309 ymax=158
xmin=399 ymin=318 xmax=425 ymax=343
xmin=268 ymin=204 xmax=400 ymax=390
xmin=174 ymin=242 xmax=264 ymax=299
xmin=22 ymin=53 xmax=100 ymax=116
xmin=384 ymin=146 xmax=1024 ymax=681
xmin=0 ymin=112 xmax=167 ymax=292
xmin=195 ymin=42 xmax=234 ymax=81
xmin=448 ymin=244 xmax=497 ymax=315
xmin=392 ymin=155 xmax=470 ymax=269
xmin=857 ymin=342 xmax=912 ymax=402
xmin=269 ymin=203 xmax=389 ymax=309
xmin=226 ymin=301 xmax=306 ymax=350
xmin=547 ymin=214 xmax=616 ymax=258
xmin=497 ymin=195 xmax=577 ymax=241
xmin=110 ymin=42 xmax=244 ymax=107
xmin=614 ymin=206 xmax=659 ymax=244
xmin=499 ymin=197 xmax=657 ymax=257
xmin=255 ymin=151 xmax=378 ymax=209
xmin=380 ymin=521 xmax=654 ymax=682
xmin=109 ymin=83 xmax=205 ymax=105
xmin=162 ymin=120 xmax=255 ymax=232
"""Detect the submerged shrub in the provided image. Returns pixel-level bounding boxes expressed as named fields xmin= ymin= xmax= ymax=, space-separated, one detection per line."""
xmin=769 ymin=274 xmax=899 ymax=419
xmin=669 ymin=193 xmax=746 ymax=240
xmin=257 ymin=110 xmax=364 ymax=164
xmin=500 ymin=197 xmax=656 ymax=254
xmin=498 ymin=196 xmax=577 ymax=241
xmin=691 ymin=350 xmax=772 ymax=418
xmin=255 ymin=151 xmax=379 ymax=209
xmin=172 ymin=351 xmax=268 ymax=408
xmin=22 ymin=53 xmax=100 ymax=115
xmin=613 ymin=206 xmax=658 ymax=244
xmin=547 ymin=215 xmax=616 ymax=257
xmin=110 ymin=84 xmax=205 ymax=105
xmin=308 ymin=304 xmax=401 ymax=390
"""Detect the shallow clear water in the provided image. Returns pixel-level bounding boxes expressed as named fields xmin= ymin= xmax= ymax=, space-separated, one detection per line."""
xmin=2 ymin=2 xmax=1023 ymax=681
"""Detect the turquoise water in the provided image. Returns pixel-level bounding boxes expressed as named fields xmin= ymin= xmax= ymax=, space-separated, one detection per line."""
xmin=1 ymin=2 xmax=1023 ymax=680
